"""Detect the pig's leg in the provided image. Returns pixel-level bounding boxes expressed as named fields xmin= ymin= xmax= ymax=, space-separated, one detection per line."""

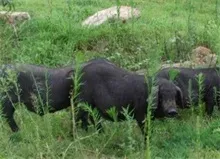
xmin=2 ymin=99 xmax=19 ymax=132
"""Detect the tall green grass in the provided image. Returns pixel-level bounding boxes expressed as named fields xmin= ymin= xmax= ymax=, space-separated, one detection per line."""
xmin=0 ymin=0 xmax=220 ymax=158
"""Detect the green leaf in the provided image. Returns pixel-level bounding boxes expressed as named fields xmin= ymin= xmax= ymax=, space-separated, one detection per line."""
xmin=168 ymin=69 xmax=180 ymax=81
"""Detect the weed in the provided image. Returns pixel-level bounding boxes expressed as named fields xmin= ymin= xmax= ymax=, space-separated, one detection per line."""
xmin=0 ymin=0 xmax=220 ymax=158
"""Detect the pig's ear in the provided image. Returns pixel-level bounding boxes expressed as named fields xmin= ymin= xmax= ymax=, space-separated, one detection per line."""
xmin=175 ymin=86 xmax=184 ymax=108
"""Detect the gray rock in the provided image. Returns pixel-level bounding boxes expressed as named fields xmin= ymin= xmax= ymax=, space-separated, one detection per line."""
xmin=161 ymin=46 xmax=217 ymax=69
xmin=82 ymin=6 xmax=140 ymax=27
xmin=136 ymin=69 xmax=147 ymax=75
xmin=0 ymin=11 xmax=30 ymax=25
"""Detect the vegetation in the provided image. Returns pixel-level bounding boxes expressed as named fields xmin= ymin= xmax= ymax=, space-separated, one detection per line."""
xmin=0 ymin=0 xmax=220 ymax=158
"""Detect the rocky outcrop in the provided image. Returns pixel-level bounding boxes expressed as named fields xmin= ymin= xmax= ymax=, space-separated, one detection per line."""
xmin=161 ymin=46 xmax=217 ymax=69
xmin=82 ymin=6 xmax=140 ymax=26
xmin=0 ymin=11 xmax=30 ymax=25
xmin=191 ymin=46 xmax=217 ymax=67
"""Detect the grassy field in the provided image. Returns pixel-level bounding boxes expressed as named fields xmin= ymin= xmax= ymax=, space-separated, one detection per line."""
xmin=1 ymin=0 xmax=220 ymax=158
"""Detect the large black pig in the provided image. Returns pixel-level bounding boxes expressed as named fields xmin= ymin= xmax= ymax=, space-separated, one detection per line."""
xmin=156 ymin=67 xmax=220 ymax=115
xmin=74 ymin=60 xmax=181 ymax=134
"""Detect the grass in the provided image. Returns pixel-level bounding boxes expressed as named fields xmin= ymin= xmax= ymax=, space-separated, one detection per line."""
xmin=1 ymin=0 xmax=220 ymax=158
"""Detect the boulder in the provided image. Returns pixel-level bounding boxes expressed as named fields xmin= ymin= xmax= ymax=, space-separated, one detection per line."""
xmin=0 ymin=11 xmax=30 ymax=25
xmin=135 ymin=69 xmax=147 ymax=75
xmin=82 ymin=6 xmax=140 ymax=26
xmin=191 ymin=46 xmax=217 ymax=67
xmin=161 ymin=46 xmax=217 ymax=69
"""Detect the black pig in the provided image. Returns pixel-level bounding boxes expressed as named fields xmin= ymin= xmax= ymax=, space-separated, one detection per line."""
xmin=0 ymin=63 xmax=74 ymax=132
xmin=156 ymin=67 xmax=220 ymax=115
xmin=74 ymin=60 xmax=179 ymax=134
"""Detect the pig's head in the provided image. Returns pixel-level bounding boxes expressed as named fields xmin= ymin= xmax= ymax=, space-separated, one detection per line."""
xmin=153 ymin=78 xmax=183 ymax=118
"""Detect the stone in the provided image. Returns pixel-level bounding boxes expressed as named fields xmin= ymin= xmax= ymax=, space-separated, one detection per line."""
xmin=161 ymin=61 xmax=194 ymax=69
xmin=82 ymin=6 xmax=140 ymax=26
xmin=191 ymin=46 xmax=217 ymax=67
xmin=136 ymin=69 xmax=147 ymax=75
xmin=0 ymin=11 xmax=30 ymax=25
xmin=161 ymin=46 xmax=217 ymax=69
